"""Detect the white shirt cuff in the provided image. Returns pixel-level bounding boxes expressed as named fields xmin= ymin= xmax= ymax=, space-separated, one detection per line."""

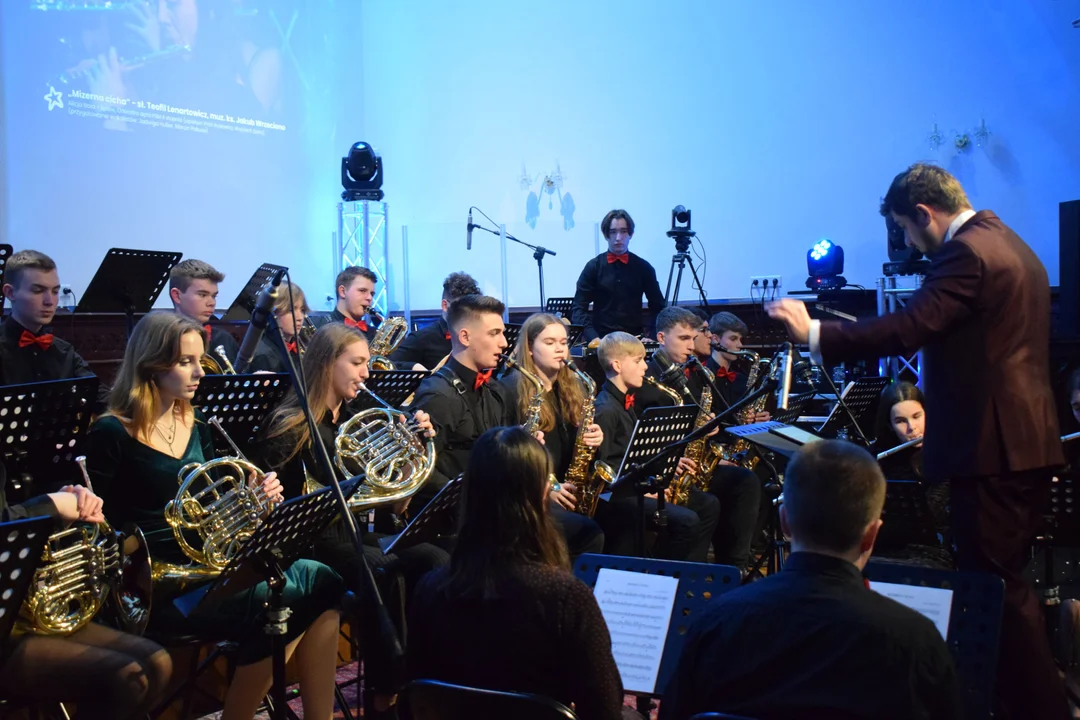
xmin=808 ymin=320 xmax=823 ymax=367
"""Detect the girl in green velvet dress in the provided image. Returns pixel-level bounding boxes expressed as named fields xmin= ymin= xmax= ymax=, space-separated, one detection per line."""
xmin=85 ymin=311 xmax=344 ymax=720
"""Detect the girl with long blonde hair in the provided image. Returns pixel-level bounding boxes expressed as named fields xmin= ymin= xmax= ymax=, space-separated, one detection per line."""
xmin=85 ymin=312 xmax=344 ymax=720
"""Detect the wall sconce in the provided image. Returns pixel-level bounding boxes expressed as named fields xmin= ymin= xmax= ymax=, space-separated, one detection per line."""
xmin=973 ymin=118 xmax=991 ymax=147
xmin=928 ymin=122 xmax=945 ymax=151
xmin=954 ymin=132 xmax=971 ymax=153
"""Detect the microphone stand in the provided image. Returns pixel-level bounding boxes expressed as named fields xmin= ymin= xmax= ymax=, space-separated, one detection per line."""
xmin=266 ymin=313 xmax=404 ymax=717
xmin=470 ymin=209 xmax=556 ymax=307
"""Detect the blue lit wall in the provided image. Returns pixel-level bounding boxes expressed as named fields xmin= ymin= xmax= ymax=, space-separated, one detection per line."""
xmin=3 ymin=1 xmax=1079 ymax=313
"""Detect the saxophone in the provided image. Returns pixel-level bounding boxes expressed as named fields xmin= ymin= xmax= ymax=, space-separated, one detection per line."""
xmin=563 ymin=359 xmax=614 ymax=518
xmin=670 ymin=363 xmax=713 ymax=506
xmin=504 ymin=355 xmax=546 ymax=434
xmin=642 ymin=377 xmax=700 ymax=506
xmin=713 ymin=349 xmax=774 ymax=469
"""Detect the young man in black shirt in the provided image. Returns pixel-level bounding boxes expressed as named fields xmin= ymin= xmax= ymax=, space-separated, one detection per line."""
xmin=408 ymin=295 xmax=603 ymax=556
xmin=707 ymin=311 xmax=770 ymax=421
xmin=168 ymin=259 xmax=240 ymax=367
xmin=0 ymin=250 xmax=106 ymax=410
xmin=660 ymin=440 xmax=962 ymax=720
xmin=592 ymin=332 xmax=718 ymax=562
xmin=320 ymin=266 xmax=379 ymax=342
xmin=572 ymin=209 xmax=667 ymax=342
xmin=390 ymin=271 xmax=480 ymax=371
xmin=639 ymin=306 xmax=761 ymax=571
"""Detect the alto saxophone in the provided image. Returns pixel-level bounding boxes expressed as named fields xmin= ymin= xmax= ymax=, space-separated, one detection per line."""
xmin=714 ymin=349 xmax=775 ymax=469
xmin=563 ymin=359 xmax=614 ymax=518
xmin=642 ymin=377 xmax=701 ymax=506
xmin=669 ymin=363 xmax=713 ymax=507
xmin=504 ymin=355 xmax=546 ymax=434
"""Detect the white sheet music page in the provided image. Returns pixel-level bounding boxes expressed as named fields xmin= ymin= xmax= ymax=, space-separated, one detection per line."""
xmin=869 ymin=581 xmax=953 ymax=639
xmin=592 ymin=568 xmax=679 ymax=694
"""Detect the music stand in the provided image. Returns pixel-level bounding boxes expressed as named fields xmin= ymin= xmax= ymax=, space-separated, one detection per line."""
xmin=544 ymin=297 xmax=574 ymax=319
xmin=816 ymin=376 xmax=889 ymax=441
xmin=771 ymin=390 xmax=816 ymax=425
xmin=875 ymin=480 xmax=941 ymax=553
xmin=354 ymin=371 xmax=429 ymax=411
xmin=0 ymin=377 xmax=99 ymax=495
xmin=0 ymin=516 xmax=51 ymax=655
xmin=178 ymin=476 xmax=363 ymax=720
xmin=573 ymin=553 xmax=740 ymax=701
xmin=192 ymin=374 xmax=291 ymax=457
xmin=75 ymin=248 xmax=181 ymax=336
xmin=378 ymin=474 xmax=463 ymax=555
xmin=609 ymin=405 xmax=699 ymax=556
xmin=0 ymin=244 xmax=11 ymax=311
xmin=222 ymin=263 xmax=289 ymax=322
xmin=864 ymin=563 xmax=1004 ymax=720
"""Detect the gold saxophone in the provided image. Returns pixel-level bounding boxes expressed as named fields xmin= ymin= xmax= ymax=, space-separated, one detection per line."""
xmin=504 ymin=356 xmax=546 ymax=434
xmin=667 ymin=364 xmax=713 ymax=507
xmin=368 ymin=312 xmax=409 ymax=371
xmin=17 ymin=456 xmax=121 ymax=636
xmin=709 ymin=350 xmax=774 ymax=470
xmin=563 ymin=359 xmax=614 ymax=518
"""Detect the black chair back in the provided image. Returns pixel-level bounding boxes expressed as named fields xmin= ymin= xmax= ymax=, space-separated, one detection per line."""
xmin=688 ymin=714 xmax=760 ymax=720
xmin=401 ymin=679 xmax=578 ymax=720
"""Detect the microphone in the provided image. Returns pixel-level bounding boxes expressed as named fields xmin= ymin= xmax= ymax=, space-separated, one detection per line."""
xmin=777 ymin=342 xmax=794 ymax=411
xmin=467 ymin=209 xmax=473 ymax=251
xmin=234 ymin=267 xmax=286 ymax=374
xmin=654 ymin=352 xmax=695 ymax=403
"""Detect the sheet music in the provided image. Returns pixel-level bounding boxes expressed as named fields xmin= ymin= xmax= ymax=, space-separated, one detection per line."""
xmin=593 ymin=568 xmax=678 ymax=694
xmin=870 ymin=581 xmax=953 ymax=639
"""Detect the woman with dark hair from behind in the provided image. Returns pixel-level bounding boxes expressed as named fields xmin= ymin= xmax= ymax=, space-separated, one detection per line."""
xmin=871 ymin=381 xmax=952 ymax=568
xmin=406 ymin=426 xmax=637 ymax=720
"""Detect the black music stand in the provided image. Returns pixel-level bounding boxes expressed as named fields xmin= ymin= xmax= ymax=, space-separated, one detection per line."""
xmin=0 ymin=377 xmax=99 ymax=495
xmin=875 ymin=480 xmax=941 ymax=553
xmin=0 ymin=244 xmax=12 ymax=311
xmin=544 ymin=297 xmax=574 ymax=319
xmin=771 ymin=390 xmax=817 ymax=425
xmin=353 ymin=370 xmax=429 ymax=412
xmin=609 ymin=405 xmax=699 ymax=557
xmin=177 ymin=476 xmax=363 ymax=720
xmin=378 ymin=474 xmax=464 ymax=555
xmin=816 ymin=376 xmax=890 ymax=441
xmin=192 ymin=374 xmax=291 ymax=456
xmin=75 ymin=248 xmax=181 ymax=336
xmin=223 ymin=263 xmax=288 ymax=322
xmin=0 ymin=516 xmax=51 ymax=655
xmin=864 ymin=563 xmax=1004 ymax=720
xmin=573 ymin=554 xmax=740 ymax=702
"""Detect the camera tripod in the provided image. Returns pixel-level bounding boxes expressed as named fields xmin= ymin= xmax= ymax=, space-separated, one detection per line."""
xmin=664 ymin=229 xmax=710 ymax=308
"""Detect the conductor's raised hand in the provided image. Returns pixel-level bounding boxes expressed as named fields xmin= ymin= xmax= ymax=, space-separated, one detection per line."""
xmin=766 ymin=299 xmax=812 ymax=345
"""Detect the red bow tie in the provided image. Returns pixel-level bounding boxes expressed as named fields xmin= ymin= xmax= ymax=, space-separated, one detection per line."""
xmin=607 ymin=253 xmax=629 ymax=264
xmin=285 ymin=340 xmax=298 ymax=354
xmin=444 ymin=332 xmax=451 ymax=340
xmin=18 ymin=330 xmax=53 ymax=350
xmin=203 ymin=324 xmax=213 ymax=338
xmin=716 ymin=368 xmax=737 ymax=383
xmin=684 ymin=367 xmax=691 ymax=379
xmin=344 ymin=317 xmax=369 ymax=332
xmin=624 ymin=393 xmax=635 ymax=411
xmin=474 ymin=368 xmax=493 ymax=390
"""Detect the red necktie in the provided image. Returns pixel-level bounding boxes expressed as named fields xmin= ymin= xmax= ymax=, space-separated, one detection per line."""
xmin=717 ymin=368 xmax=737 ymax=383
xmin=474 ymin=368 xmax=493 ymax=390
xmin=624 ymin=393 xmax=635 ymax=410
xmin=18 ymin=330 xmax=53 ymax=350
xmin=607 ymin=253 xmax=629 ymax=264
xmin=344 ymin=317 xmax=369 ymax=333
xmin=285 ymin=340 xmax=298 ymax=354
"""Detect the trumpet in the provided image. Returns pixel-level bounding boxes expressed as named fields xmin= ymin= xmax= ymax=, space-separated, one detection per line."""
xmin=303 ymin=383 xmax=436 ymax=511
xmin=18 ymin=457 xmax=120 ymax=636
xmin=201 ymin=345 xmax=236 ymax=375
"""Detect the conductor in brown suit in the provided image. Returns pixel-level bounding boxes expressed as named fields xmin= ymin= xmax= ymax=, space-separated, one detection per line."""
xmin=769 ymin=164 xmax=1066 ymax=720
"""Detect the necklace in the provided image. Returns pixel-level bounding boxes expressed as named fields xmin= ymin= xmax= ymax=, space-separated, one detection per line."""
xmin=155 ymin=412 xmax=178 ymax=452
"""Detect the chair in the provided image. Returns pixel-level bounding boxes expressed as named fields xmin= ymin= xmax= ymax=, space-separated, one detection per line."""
xmin=400 ymin=679 xmax=578 ymax=720
xmin=688 ymin=714 xmax=760 ymax=720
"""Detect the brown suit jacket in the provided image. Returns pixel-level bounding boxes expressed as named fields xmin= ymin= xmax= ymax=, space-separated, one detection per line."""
xmin=819 ymin=210 xmax=1063 ymax=480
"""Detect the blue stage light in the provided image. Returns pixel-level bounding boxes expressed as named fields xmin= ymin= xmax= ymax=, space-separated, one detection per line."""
xmin=806 ymin=238 xmax=847 ymax=290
